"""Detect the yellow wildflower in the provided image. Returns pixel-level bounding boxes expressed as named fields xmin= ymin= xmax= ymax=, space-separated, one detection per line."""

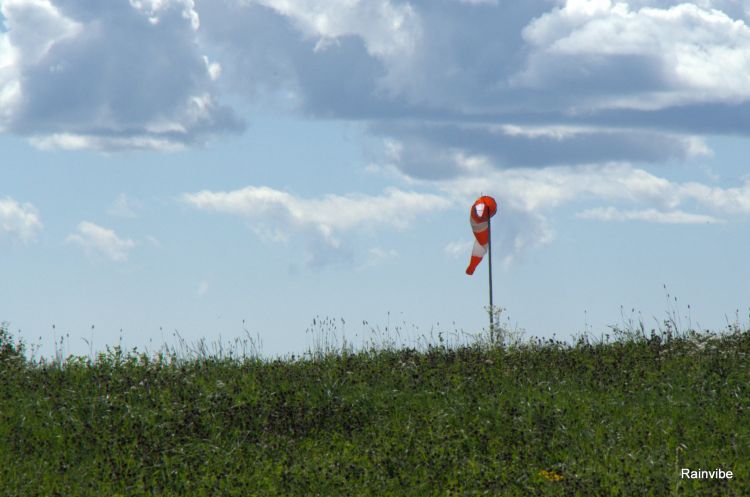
xmin=539 ymin=469 xmax=564 ymax=481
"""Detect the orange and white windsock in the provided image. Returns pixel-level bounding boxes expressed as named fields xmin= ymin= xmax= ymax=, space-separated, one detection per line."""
xmin=466 ymin=195 xmax=498 ymax=275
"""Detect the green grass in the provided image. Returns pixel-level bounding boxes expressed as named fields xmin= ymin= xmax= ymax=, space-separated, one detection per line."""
xmin=1 ymin=321 xmax=749 ymax=496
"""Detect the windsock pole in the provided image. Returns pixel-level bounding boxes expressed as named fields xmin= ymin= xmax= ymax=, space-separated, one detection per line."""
xmin=487 ymin=213 xmax=494 ymax=336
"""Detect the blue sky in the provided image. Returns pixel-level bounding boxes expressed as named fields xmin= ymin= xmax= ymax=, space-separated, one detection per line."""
xmin=2 ymin=0 xmax=750 ymax=358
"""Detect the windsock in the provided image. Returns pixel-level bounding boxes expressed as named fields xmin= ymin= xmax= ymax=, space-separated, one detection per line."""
xmin=466 ymin=195 xmax=498 ymax=275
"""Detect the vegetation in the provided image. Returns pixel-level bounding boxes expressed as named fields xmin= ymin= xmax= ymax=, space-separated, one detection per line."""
xmin=1 ymin=316 xmax=749 ymax=496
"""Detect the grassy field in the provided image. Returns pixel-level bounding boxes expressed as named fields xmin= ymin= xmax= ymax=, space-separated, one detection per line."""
xmin=1 ymin=319 xmax=749 ymax=496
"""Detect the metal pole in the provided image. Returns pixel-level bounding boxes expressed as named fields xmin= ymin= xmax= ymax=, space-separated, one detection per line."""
xmin=487 ymin=212 xmax=494 ymax=337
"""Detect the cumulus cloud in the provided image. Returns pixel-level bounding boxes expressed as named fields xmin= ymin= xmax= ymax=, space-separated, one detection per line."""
xmin=243 ymin=0 xmax=421 ymax=62
xmin=66 ymin=221 xmax=135 ymax=261
xmin=519 ymin=0 xmax=750 ymax=110
xmin=0 ymin=0 xmax=241 ymax=149
xmin=230 ymin=0 xmax=422 ymax=102
xmin=197 ymin=0 xmax=421 ymax=117
xmin=0 ymin=197 xmax=42 ymax=242
xmin=182 ymin=185 xmax=451 ymax=266
xmin=194 ymin=0 xmax=750 ymax=180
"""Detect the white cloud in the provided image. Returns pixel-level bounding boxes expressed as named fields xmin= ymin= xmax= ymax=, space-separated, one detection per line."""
xmin=457 ymin=0 xmax=498 ymax=5
xmin=242 ymin=0 xmax=421 ymax=91
xmin=428 ymin=162 xmax=750 ymax=217
xmin=0 ymin=197 xmax=42 ymax=242
xmin=577 ymin=206 xmax=724 ymax=224
xmin=246 ymin=0 xmax=419 ymax=56
xmin=183 ymin=185 xmax=451 ymax=233
xmin=145 ymin=235 xmax=163 ymax=248
xmin=497 ymin=125 xmax=710 ymax=159
xmin=66 ymin=221 xmax=135 ymax=262
xmin=183 ymin=185 xmax=451 ymax=266
xmin=107 ymin=193 xmax=142 ymax=219
xmin=678 ymin=180 xmax=750 ymax=213
xmin=1 ymin=0 xmax=82 ymax=63
xmin=129 ymin=0 xmax=200 ymax=29
xmin=28 ymin=134 xmax=187 ymax=152
xmin=520 ymin=0 xmax=750 ymax=109
xmin=444 ymin=239 xmax=473 ymax=258
xmin=0 ymin=0 xmax=81 ymax=125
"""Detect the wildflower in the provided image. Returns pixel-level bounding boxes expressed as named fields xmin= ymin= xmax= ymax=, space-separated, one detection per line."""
xmin=539 ymin=469 xmax=564 ymax=481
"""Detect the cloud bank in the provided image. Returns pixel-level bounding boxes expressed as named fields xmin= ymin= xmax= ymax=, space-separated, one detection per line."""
xmin=4 ymin=0 xmax=750 ymax=156
xmin=4 ymin=0 xmax=750 ymax=160
xmin=193 ymin=0 xmax=750 ymax=179
xmin=5 ymin=0 xmax=750 ymax=264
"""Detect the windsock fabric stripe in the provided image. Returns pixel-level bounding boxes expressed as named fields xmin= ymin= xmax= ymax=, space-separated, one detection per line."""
xmin=471 ymin=219 xmax=488 ymax=232
xmin=466 ymin=239 xmax=487 ymax=274
xmin=470 ymin=219 xmax=489 ymax=246
xmin=471 ymin=240 xmax=486 ymax=257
